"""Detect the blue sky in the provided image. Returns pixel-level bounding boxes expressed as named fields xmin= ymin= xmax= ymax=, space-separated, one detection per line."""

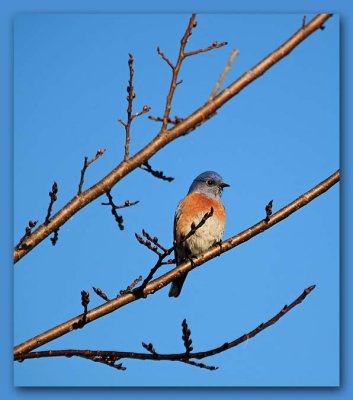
xmin=8 ymin=7 xmax=341 ymax=392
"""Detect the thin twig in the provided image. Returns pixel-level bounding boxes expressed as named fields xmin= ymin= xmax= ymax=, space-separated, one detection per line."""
xmin=72 ymin=290 xmax=90 ymax=329
xmin=92 ymin=287 xmax=110 ymax=302
xmin=209 ymin=48 xmax=239 ymax=101
xmin=14 ymin=285 xmax=316 ymax=371
xmin=265 ymin=200 xmax=273 ymax=222
xmin=148 ymin=115 xmax=184 ymax=125
xmin=124 ymin=53 xmax=134 ymax=161
xmin=44 ymin=182 xmax=58 ymax=225
xmin=157 ymin=46 xmax=175 ymax=69
xmin=119 ymin=54 xmax=151 ymax=161
xmin=140 ymin=161 xmax=174 ymax=182
xmin=181 ymin=319 xmax=193 ymax=354
xmin=15 ymin=220 xmax=38 ymax=250
xmin=50 ymin=228 xmax=60 ymax=246
xmin=179 ymin=207 xmax=214 ymax=245
xmin=185 ymin=40 xmax=228 ymax=58
xmin=101 ymin=191 xmax=139 ymax=230
xmin=117 ymin=276 xmax=143 ymax=297
xmin=77 ymin=149 xmax=106 ymax=195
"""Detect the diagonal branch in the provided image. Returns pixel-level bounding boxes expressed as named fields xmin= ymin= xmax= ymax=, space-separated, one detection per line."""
xmin=77 ymin=149 xmax=106 ymax=195
xmin=209 ymin=48 xmax=239 ymax=101
xmin=14 ymin=13 xmax=333 ymax=264
xmin=14 ymin=285 xmax=316 ymax=371
xmin=13 ymin=169 xmax=339 ymax=357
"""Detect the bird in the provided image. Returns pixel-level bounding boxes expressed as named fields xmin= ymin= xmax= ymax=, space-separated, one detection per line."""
xmin=169 ymin=171 xmax=229 ymax=297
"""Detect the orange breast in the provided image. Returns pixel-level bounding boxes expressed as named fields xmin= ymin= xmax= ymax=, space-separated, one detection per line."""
xmin=175 ymin=192 xmax=226 ymax=238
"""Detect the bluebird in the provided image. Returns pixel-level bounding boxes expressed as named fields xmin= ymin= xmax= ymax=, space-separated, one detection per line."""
xmin=169 ymin=171 xmax=229 ymax=297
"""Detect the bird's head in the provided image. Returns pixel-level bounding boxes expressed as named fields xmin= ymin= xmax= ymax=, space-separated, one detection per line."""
xmin=188 ymin=171 xmax=230 ymax=199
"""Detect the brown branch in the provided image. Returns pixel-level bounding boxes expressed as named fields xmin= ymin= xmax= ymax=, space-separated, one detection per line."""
xmin=157 ymin=46 xmax=175 ymax=69
xmin=93 ymin=275 xmax=143 ymax=302
xmin=14 ymin=285 xmax=315 ymax=371
xmin=77 ymin=149 xmax=105 ymax=195
xmin=135 ymin=231 xmax=174 ymax=293
xmin=148 ymin=115 xmax=184 ymax=125
xmin=92 ymin=287 xmax=110 ymax=302
xmin=158 ymin=14 xmax=197 ymax=131
xmin=117 ymin=275 xmax=142 ymax=297
xmin=14 ymin=13 xmax=333 ymax=264
xmin=184 ymin=40 xmax=228 ymax=58
xmin=209 ymin=48 xmax=239 ymax=101
xmin=157 ymin=15 xmax=227 ymax=131
xmin=123 ymin=53 xmax=134 ymax=161
xmin=13 ymin=169 xmax=339 ymax=357
xmin=119 ymin=53 xmax=151 ymax=161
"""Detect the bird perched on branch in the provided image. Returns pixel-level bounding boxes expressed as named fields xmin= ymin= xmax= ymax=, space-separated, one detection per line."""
xmin=169 ymin=171 xmax=229 ymax=297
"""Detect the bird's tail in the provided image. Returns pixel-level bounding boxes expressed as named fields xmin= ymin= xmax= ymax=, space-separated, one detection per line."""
xmin=168 ymin=274 xmax=188 ymax=298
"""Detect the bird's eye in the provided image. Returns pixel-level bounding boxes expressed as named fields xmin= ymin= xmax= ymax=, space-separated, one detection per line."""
xmin=206 ymin=179 xmax=214 ymax=186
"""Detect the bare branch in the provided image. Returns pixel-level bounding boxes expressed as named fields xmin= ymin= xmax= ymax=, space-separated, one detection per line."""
xmin=265 ymin=199 xmax=274 ymax=222
xmin=14 ymin=13 xmax=333 ymax=264
xmin=119 ymin=53 xmax=151 ymax=161
xmin=148 ymin=115 xmax=184 ymax=126
xmin=181 ymin=359 xmax=218 ymax=370
xmin=92 ymin=287 xmax=110 ymax=302
xmin=50 ymin=228 xmax=59 ymax=246
xmin=209 ymin=48 xmax=239 ymax=101
xmin=140 ymin=161 xmax=174 ymax=182
xmin=181 ymin=319 xmax=193 ymax=354
xmin=14 ymin=285 xmax=316 ymax=371
xmin=72 ymin=290 xmax=90 ymax=329
xmin=142 ymin=342 xmax=157 ymax=354
xmin=15 ymin=220 xmax=38 ymax=250
xmin=157 ymin=46 xmax=175 ymax=69
xmin=101 ymin=191 xmax=139 ymax=230
xmin=44 ymin=182 xmax=58 ymax=225
xmin=117 ymin=275 xmax=142 ymax=298
xmin=13 ymin=169 xmax=339 ymax=357
xmin=184 ymin=40 xmax=228 ymax=58
xmin=124 ymin=53 xmax=134 ymax=161
xmin=157 ymin=14 xmax=198 ymax=131
xmin=77 ymin=149 xmax=106 ymax=195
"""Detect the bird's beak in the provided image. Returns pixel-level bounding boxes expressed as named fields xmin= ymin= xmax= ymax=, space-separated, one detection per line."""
xmin=220 ymin=182 xmax=230 ymax=188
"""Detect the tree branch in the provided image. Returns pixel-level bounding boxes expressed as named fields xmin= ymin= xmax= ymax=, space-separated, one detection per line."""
xmin=14 ymin=285 xmax=316 ymax=371
xmin=13 ymin=13 xmax=333 ymax=264
xmin=77 ymin=149 xmax=106 ymax=195
xmin=209 ymin=48 xmax=239 ymax=101
xmin=13 ymin=169 xmax=339 ymax=357
xmin=101 ymin=191 xmax=139 ymax=231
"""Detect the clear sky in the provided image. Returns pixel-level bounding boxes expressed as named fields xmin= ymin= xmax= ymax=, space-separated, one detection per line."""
xmin=12 ymin=10 xmax=339 ymax=389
